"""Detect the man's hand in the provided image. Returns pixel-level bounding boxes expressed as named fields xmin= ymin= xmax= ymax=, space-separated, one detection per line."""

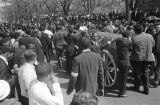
xmin=12 ymin=64 xmax=19 ymax=74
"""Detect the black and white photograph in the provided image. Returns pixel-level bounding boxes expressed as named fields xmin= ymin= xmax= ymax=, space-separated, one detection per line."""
xmin=0 ymin=0 xmax=160 ymax=105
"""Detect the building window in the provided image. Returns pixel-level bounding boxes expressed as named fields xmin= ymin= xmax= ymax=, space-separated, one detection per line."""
xmin=141 ymin=0 xmax=147 ymax=4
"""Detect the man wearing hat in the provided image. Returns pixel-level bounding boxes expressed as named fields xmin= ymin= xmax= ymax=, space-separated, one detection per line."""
xmin=29 ymin=63 xmax=64 ymax=105
xmin=115 ymin=31 xmax=132 ymax=97
xmin=66 ymin=37 xmax=104 ymax=96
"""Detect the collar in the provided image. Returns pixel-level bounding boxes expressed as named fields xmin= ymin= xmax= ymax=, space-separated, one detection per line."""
xmin=136 ymin=32 xmax=144 ymax=36
xmin=0 ymin=55 xmax=8 ymax=65
xmin=24 ymin=63 xmax=35 ymax=69
xmin=82 ymin=49 xmax=91 ymax=52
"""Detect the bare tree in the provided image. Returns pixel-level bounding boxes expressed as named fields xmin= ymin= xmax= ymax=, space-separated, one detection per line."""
xmin=58 ymin=0 xmax=73 ymax=16
xmin=124 ymin=0 xmax=139 ymax=21
xmin=76 ymin=0 xmax=96 ymax=14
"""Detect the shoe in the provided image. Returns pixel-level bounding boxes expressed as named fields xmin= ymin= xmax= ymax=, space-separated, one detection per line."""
xmin=143 ymin=88 xmax=149 ymax=95
xmin=148 ymin=84 xmax=154 ymax=88
xmin=97 ymin=89 xmax=104 ymax=96
xmin=118 ymin=94 xmax=127 ymax=97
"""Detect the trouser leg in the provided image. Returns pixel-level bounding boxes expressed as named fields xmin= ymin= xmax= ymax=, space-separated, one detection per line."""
xmin=44 ymin=51 xmax=50 ymax=62
xmin=65 ymin=53 xmax=73 ymax=74
xmin=131 ymin=61 xmax=141 ymax=89
xmin=20 ymin=96 xmax=29 ymax=105
xmin=118 ymin=64 xmax=129 ymax=95
xmin=154 ymin=60 xmax=160 ymax=84
xmin=15 ymin=76 xmax=21 ymax=99
xmin=141 ymin=61 xmax=149 ymax=94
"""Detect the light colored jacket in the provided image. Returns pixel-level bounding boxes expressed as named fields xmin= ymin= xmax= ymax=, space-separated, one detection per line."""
xmin=131 ymin=32 xmax=155 ymax=61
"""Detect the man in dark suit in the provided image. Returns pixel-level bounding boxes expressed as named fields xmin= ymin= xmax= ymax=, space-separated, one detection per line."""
xmin=66 ymin=37 xmax=104 ymax=95
xmin=31 ymin=30 xmax=45 ymax=63
xmin=39 ymin=26 xmax=51 ymax=62
xmin=90 ymin=32 xmax=101 ymax=54
xmin=90 ymin=32 xmax=111 ymax=54
xmin=0 ymin=43 xmax=16 ymax=98
xmin=64 ymin=28 xmax=77 ymax=74
xmin=115 ymin=31 xmax=132 ymax=97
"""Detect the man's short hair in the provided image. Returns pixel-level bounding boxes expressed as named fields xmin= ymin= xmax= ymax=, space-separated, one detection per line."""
xmin=122 ymin=31 xmax=130 ymax=38
xmin=70 ymin=91 xmax=98 ymax=105
xmin=79 ymin=37 xmax=91 ymax=49
xmin=35 ymin=63 xmax=53 ymax=79
xmin=134 ymin=24 xmax=143 ymax=34
xmin=24 ymin=49 xmax=36 ymax=62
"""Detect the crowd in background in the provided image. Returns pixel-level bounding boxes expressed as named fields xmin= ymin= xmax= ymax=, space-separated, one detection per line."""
xmin=0 ymin=10 xmax=160 ymax=105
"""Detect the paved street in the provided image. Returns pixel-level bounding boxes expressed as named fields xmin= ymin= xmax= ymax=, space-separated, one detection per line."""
xmin=51 ymin=60 xmax=160 ymax=105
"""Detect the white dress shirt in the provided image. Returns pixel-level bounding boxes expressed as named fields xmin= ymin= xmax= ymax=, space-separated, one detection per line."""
xmin=79 ymin=26 xmax=88 ymax=31
xmin=29 ymin=79 xmax=64 ymax=105
xmin=44 ymin=29 xmax=53 ymax=38
xmin=18 ymin=63 xmax=37 ymax=98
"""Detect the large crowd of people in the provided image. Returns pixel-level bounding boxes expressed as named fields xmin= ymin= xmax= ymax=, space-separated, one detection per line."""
xmin=0 ymin=11 xmax=160 ymax=105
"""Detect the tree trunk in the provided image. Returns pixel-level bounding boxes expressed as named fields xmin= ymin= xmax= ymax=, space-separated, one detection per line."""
xmin=125 ymin=0 xmax=131 ymax=21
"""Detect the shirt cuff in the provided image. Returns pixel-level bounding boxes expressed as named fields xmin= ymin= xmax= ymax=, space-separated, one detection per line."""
xmin=71 ymin=72 xmax=78 ymax=77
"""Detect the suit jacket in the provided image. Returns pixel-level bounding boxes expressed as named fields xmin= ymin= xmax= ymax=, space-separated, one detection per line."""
xmin=115 ymin=38 xmax=132 ymax=66
xmin=72 ymin=50 xmax=104 ymax=95
xmin=0 ymin=58 xmax=15 ymax=86
xmin=131 ymin=32 xmax=155 ymax=61
xmin=32 ymin=37 xmax=45 ymax=63
xmin=90 ymin=40 xmax=101 ymax=54
xmin=40 ymin=32 xmax=51 ymax=53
